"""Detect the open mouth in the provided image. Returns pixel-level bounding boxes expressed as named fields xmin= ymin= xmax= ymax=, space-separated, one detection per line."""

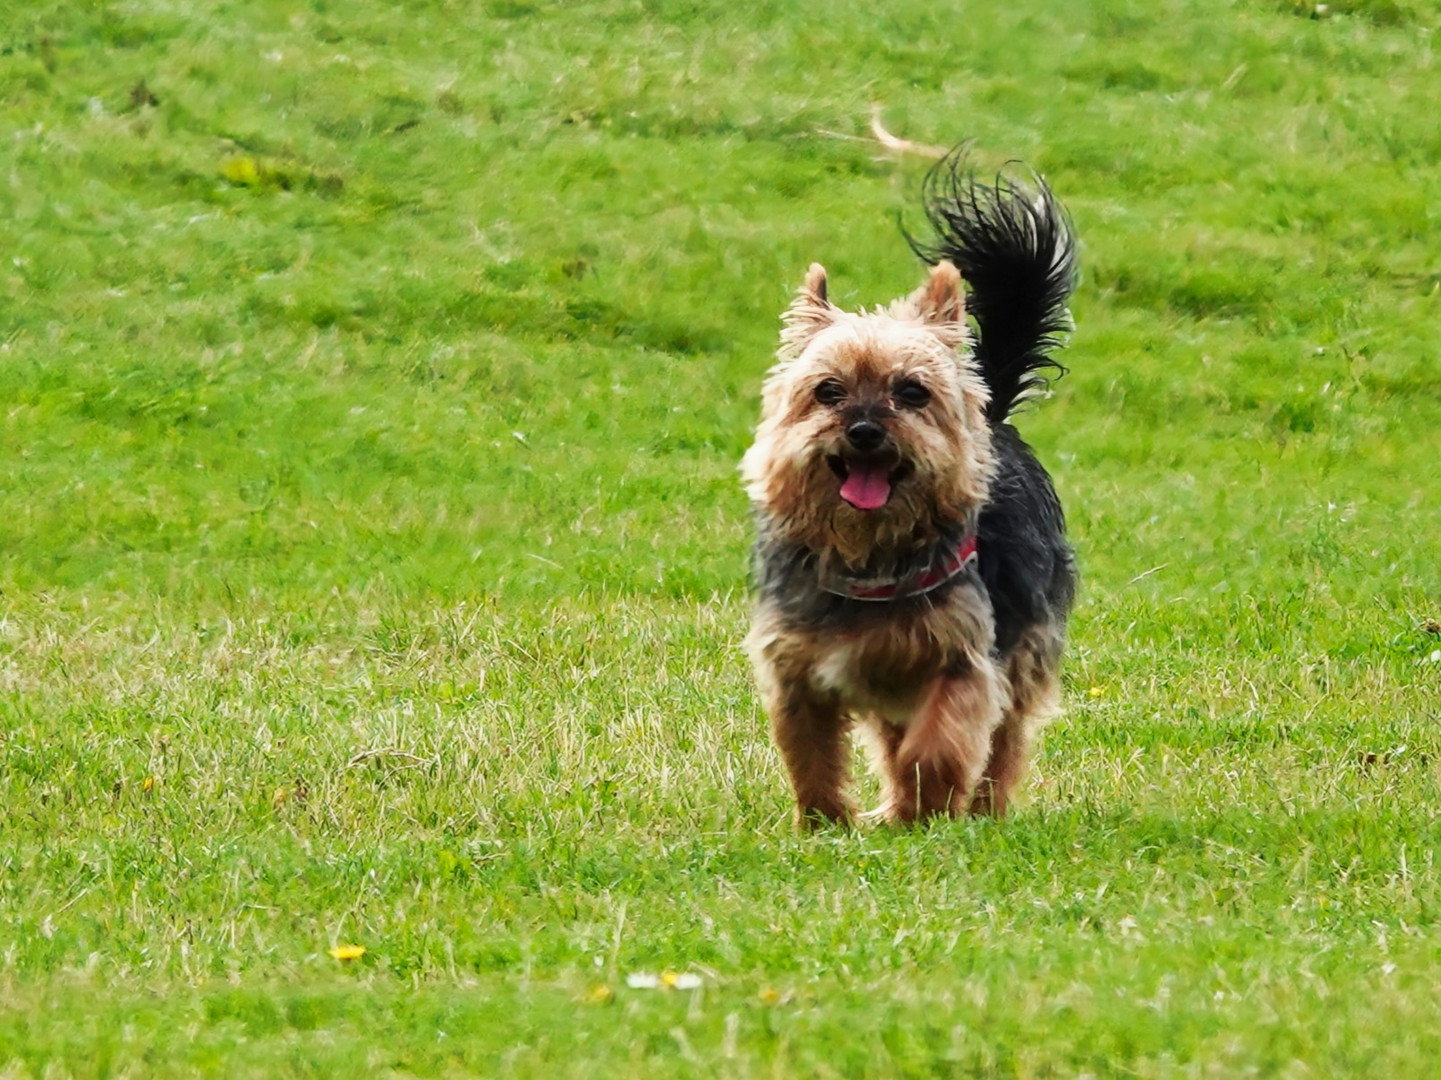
xmin=826 ymin=455 xmax=913 ymax=511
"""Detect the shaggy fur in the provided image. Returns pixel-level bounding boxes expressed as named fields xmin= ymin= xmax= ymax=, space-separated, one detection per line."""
xmin=742 ymin=149 xmax=1078 ymax=828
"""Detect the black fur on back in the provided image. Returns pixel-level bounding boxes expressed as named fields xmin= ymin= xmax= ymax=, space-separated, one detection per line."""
xmin=906 ymin=147 xmax=1078 ymax=424
xmin=979 ymin=424 xmax=1076 ymax=655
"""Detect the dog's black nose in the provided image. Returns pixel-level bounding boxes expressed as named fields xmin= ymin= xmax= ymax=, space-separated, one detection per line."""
xmin=845 ymin=419 xmax=886 ymax=452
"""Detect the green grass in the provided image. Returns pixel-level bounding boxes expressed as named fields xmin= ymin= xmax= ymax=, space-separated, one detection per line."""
xmin=2 ymin=0 xmax=1440 ymax=1075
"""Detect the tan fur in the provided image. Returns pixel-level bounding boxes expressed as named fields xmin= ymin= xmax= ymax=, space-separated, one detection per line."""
xmin=740 ymin=263 xmax=992 ymax=569
xmin=746 ymin=577 xmax=1008 ymax=827
xmin=744 ymin=262 xmax=1060 ymax=828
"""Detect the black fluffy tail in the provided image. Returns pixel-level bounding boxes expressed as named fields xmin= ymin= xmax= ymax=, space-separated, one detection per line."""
xmin=906 ymin=148 xmax=1078 ymax=423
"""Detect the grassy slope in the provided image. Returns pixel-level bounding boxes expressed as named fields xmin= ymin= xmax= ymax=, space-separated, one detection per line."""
xmin=2 ymin=0 xmax=1439 ymax=1075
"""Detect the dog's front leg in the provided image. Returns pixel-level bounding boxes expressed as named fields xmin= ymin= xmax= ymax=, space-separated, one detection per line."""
xmin=889 ymin=655 xmax=1004 ymax=823
xmin=765 ymin=684 xmax=854 ymax=829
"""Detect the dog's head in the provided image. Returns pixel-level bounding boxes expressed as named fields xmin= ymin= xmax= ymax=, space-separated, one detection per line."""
xmin=741 ymin=261 xmax=994 ymax=566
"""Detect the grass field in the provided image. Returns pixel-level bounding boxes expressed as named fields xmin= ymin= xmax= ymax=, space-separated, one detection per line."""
xmin=2 ymin=0 xmax=1440 ymax=1075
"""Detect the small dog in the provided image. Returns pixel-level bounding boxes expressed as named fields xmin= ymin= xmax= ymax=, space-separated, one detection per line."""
xmin=742 ymin=150 xmax=1078 ymax=827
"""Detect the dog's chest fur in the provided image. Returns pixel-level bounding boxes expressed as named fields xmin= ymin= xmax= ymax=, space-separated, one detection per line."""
xmin=794 ymin=579 xmax=996 ymax=725
xmin=812 ymin=636 xmax=932 ymax=724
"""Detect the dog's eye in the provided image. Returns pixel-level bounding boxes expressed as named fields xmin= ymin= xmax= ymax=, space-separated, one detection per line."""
xmin=814 ymin=379 xmax=847 ymax=406
xmin=894 ymin=380 xmax=931 ymax=408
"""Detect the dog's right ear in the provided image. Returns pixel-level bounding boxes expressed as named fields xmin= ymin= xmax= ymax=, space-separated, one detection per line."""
xmin=780 ymin=263 xmax=837 ymax=355
xmin=913 ymin=260 xmax=965 ymax=326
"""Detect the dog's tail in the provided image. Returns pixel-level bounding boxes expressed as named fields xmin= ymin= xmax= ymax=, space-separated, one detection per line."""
xmin=906 ymin=147 xmax=1078 ymax=422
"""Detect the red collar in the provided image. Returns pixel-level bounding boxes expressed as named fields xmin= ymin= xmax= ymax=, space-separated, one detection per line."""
xmin=822 ymin=534 xmax=978 ymax=602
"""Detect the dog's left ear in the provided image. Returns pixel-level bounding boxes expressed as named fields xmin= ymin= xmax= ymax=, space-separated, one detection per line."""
xmin=911 ymin=260 xmax=965 ymax=326
xmin=780 ymin=263 xmax=838 ymax=355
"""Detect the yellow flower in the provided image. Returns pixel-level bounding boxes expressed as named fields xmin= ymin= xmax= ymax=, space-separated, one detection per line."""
xmin=223 ymin=155 xmax=261 ymax=187
xmin=1088 ymin=686 xmax=1105 ymax=699
xmin=759 ymin=987 xmax=780 ymax=1003
xmin=329 ymin=944 xmax=366 ymax=961
xmin=626 ymin=971 xmax=702 ymax=990
xmin=142 ymin=776 xmax=156 ymax=794
xmin=585 ymin=985 xmax=613 ymax=1004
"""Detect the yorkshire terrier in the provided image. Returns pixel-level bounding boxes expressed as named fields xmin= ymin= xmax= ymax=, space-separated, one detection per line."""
xmin=742 ymin=149 xmax=1078 ymax=827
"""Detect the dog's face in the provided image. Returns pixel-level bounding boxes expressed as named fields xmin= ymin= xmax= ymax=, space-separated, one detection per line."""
xmin=742 ymin=261 xmax=994 ymax=566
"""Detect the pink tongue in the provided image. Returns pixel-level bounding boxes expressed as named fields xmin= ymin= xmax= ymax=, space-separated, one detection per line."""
xmin=840 ymin=464 xmax=892 ymax=510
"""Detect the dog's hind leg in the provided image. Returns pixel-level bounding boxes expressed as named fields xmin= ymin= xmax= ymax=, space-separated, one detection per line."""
xmin=858 ymin=719 xmax=907 ymax=822
xmin=970 ymin=626 xmax=1063 ymax=817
